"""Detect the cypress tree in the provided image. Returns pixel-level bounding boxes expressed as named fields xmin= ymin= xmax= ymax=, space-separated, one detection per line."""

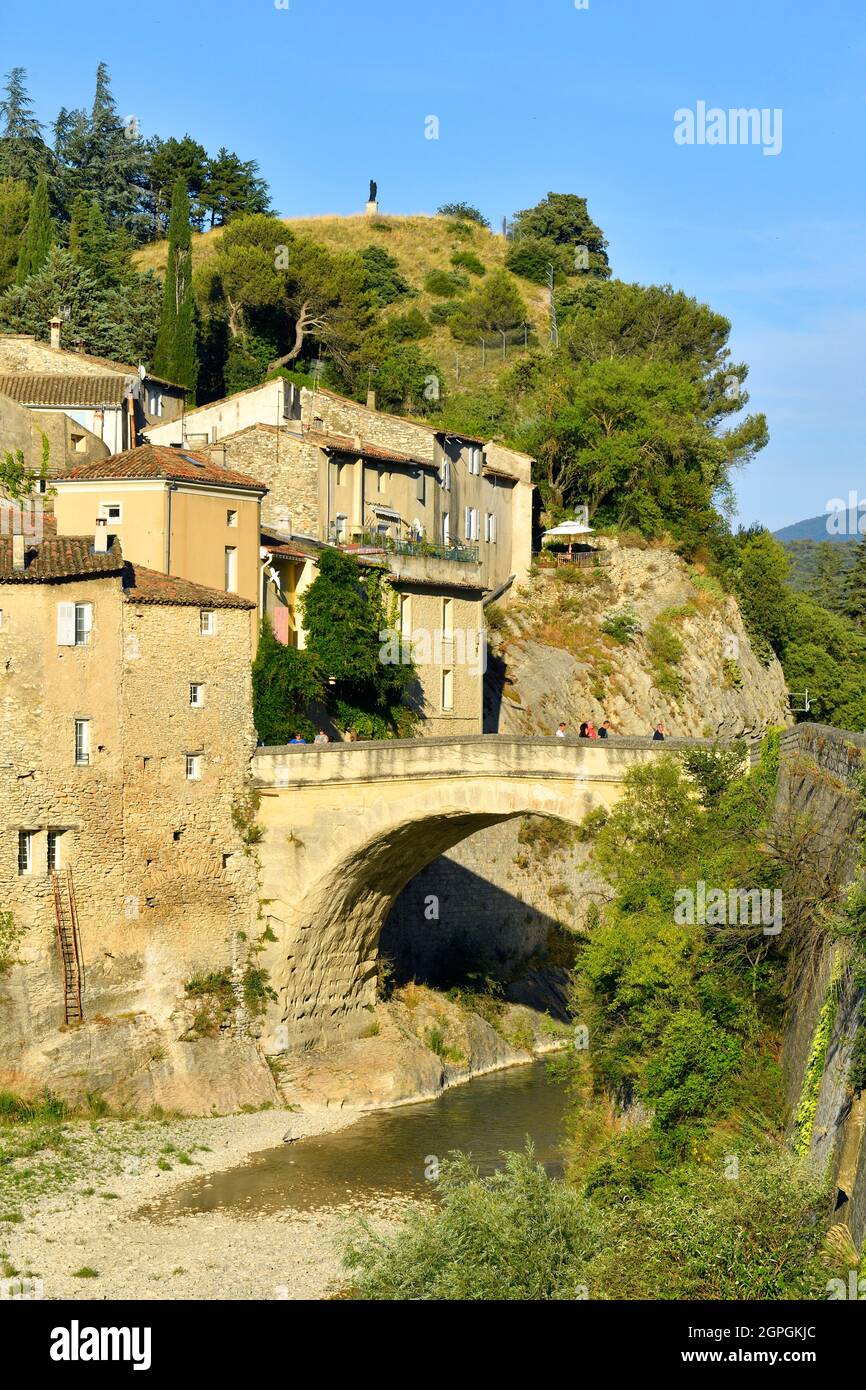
xmin=153 ymin=176 xmax=198 ymax=393
xmin=15 ymin=171 xmax=53 ymax=284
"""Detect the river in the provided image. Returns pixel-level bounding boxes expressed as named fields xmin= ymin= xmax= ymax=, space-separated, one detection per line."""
xmin=148 ymin=1059 xmax=568 ymax=1219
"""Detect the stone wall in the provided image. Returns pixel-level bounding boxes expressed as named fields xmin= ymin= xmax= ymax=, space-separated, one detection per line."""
xmin=206 ymin=425 xmax=321 ymax=538
xmin=0 ymin=571 xmax=264 ymax=1110
xmin=774 ymin=724 xmax=866 ymax=1251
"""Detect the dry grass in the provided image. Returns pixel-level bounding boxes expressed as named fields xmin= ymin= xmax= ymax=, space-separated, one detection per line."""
xmin=133 ymin=213 xmax=550 ymax=396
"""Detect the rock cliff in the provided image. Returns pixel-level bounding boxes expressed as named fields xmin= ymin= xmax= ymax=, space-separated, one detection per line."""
xmin=487 ymin=538 xmax=790 ymax=739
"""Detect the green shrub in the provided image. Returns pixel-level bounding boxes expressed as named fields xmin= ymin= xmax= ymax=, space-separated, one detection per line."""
xmin=385 ymin=307 xmax=430 ymax=341
xmin=424 ymin=269 xmax=469 ymax=298
xmin=450 ymin=251 xmax=485 ymax=276
xmin=601 ymin=605 xmax=640 ymax=644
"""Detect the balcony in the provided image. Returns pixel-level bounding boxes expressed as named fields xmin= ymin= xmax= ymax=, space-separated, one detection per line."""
xmin=353 ymin=531 xmax=480 ymax=565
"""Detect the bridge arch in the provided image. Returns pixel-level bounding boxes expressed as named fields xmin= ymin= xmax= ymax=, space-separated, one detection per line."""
xmin=251 ymin=734 xmax=722 ymax=1051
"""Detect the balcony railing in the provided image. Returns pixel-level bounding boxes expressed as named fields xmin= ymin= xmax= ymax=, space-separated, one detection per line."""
xmin=352 ymin=531 xmax=480 ymax=565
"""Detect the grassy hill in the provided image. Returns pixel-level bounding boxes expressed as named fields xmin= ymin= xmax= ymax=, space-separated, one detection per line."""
xmin=134 ymin=213 xmax=551 ymax=395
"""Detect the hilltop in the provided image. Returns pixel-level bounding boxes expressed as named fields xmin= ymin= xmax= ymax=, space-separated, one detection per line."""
xmin=134 ymin=212 xmax=552 ymax=395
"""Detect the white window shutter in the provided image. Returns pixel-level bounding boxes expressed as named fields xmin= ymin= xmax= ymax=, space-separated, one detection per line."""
xmin=57 ymin=602 xmax=76 ymax=646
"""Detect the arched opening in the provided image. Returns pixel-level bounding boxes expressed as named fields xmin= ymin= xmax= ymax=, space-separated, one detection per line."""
xmin=259 ymin=778 xmax=603 ymax=1050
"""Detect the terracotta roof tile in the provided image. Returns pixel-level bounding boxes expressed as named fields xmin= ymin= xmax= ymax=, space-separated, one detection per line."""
xmin=0 ymin=534 xmax=124 ymax=583
xmin=63 ymin=444 xmax=267 ymax=493
xmin=0 ymin=372 xmax=132 ymax=407
xmin=122 ymin=564 xmax=255 ymax=609
xmin=303 ymin=430 xmax=429 ymax=467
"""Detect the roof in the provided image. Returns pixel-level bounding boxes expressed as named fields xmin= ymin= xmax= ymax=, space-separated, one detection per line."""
xmin=0 ymin=534 xmax=124 ymax=583
xmin=482 ymin=465 xmax=518 ymax=483
xmin=0 ymin=336 xmax=185 ymax=390
xmin=61 ymin=444 xmax=267 ymax=493
xmin=0 ymin=372 xmax=132 ymax=407
xmin=303 ymin=429 xmax=432 ymax=468
xmin=122 ymin=564 xmax=255 ymax=609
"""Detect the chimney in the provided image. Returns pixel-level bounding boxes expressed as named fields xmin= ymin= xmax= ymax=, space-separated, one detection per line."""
xmin=49 ymin=316 xmax=62 ymax=351
xmin=366 ymin=389 xmax=376 ymax=412
xmin=12 ymin=533 xmax=25 ymax=571
xmin=94 ymin=517 xmax=109 ymax=554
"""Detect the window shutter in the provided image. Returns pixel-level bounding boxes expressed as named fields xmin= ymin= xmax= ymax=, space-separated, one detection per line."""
xmin=57 ymin=602 xmax=76 ymax=646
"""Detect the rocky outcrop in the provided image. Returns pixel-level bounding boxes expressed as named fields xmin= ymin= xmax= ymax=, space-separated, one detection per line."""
xmin=3 ymin=1014 xmax=280 ymax=1116
xmin=489 ymin=539 xmax=790 ymax=739
xmin=274 ymin=989 xmax=568 ymax=1111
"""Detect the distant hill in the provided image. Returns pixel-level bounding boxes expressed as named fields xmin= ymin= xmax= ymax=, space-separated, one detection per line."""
xmin=781 ymin=537 xmax=858 ymax=600
xmin=774 ymin=506 xmax=866 ymax=544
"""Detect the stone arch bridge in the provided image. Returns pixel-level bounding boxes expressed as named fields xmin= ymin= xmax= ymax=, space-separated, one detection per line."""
xmin=251 ymin=733 xmax=733 ymax=1051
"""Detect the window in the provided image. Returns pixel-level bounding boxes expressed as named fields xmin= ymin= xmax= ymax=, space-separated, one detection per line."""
xmin=18 ymin=831 xmax=32 ymax=875
xmin=469 ymin=446 xmax=482 ymax=475
xmin=57 ymin=602 xmax=92 ymax=647
xmin=36 ymin=477 xmax=48 ymax=494
xmin=416 ymin=470 xmax=426 ymax=505
xmin=400 ymin=594 xmax=412 ymax=640
xmin=440 ymin=459 xmax=451 ymax=491
xmin=485 ymin=512 xmax=497 ymax=544
xmin=442 ymin=512 xmax=450 ymax=546
xmin=442 ymin=596 xmax=453 ymax=638
xmin=464 ymin=507 xmax=479 ymax=542
xmin=74 ymin=719 xmax=90 ymax=766
xmin=99 ymin=502 xmax=122 ymax=523
xmin=200 ymin=609 xmax=215 ymax=636
xmin=147 ymin=389 xmax=163 ymax=418
xmin=0 ymin=609 xmax=4 ymax=630
xmin=224 ymin=546 xmax=237 ymax=593
xmin=185 ymin=754 xmax=202 ymax=781
xmin=70 ymin=433 xmax=87 ymax=453
xmin=226 ymin=509 xmax=238 ymax=528
xmin=378 ymin=469 xmax=388 ymax=495
xmin=47 ymin=830 xmax=61 ymax=873
xmin=190 ymin=683 xmax=204 ymax=708
xmin=442 ymin=668 xmax=454 ymax=711
xmin=335 ymin=514 xmax=348 ymax=542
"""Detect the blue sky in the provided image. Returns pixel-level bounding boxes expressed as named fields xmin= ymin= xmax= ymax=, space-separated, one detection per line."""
xmin=3 ymin=0 xmax=864 ymax=530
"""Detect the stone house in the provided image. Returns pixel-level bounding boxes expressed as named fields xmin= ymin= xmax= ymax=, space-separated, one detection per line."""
xmin=0 ymin=325 xmax=186 ymax=466
xmin=144 ymin=377 xmax=536 ymax=737
xmin=0 ymin=530 xmax=259 ymax=1097
xmin=144 ymin=378 xmax=534 ymax=602
xmin=52 ymin=444 xmax=267 ymax=646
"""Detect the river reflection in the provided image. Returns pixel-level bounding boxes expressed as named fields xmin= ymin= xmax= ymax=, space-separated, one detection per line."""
xmin=147 ymin=1060 xmax=567 ymax=1218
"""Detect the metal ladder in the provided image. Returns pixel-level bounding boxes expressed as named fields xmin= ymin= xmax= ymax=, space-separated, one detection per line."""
xmin=51 ymin=868 xmax=84 ymax=1024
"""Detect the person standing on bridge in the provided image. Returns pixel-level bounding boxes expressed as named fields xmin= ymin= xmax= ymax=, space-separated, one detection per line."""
xmin=598 ymin=720 xmax=612 ymax=738
xmin=585 ymin=721 xmax=598 ymax=739
xmin=314 ymin=729 xmax=330 ymax=745
xmin=555 ymin=722 xmax=567 ymax=738
xmin=652 ymin=723 xmax=666 ymax=741
xmin=289 ymin=732 xmax=307 ymax=744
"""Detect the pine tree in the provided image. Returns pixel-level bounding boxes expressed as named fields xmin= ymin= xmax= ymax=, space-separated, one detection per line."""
xmin=0 ymin=68 xmax=48 ymax=184
xmin=806 ymin=540 xmax=847 ymax=615
xmin=153 ymin=177 xmax=198 ymax=393
xmin=842 ymin=537 xmax=866 ymax=626
xmin=15 ymin=172 xmax=53 ymax=285
xmin=67 ymin=192 xmax=89 ymax=260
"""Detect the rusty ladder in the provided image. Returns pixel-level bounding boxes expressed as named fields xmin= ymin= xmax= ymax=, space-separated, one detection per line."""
xmin=51 ymin=868 xmax=84 ymax=1024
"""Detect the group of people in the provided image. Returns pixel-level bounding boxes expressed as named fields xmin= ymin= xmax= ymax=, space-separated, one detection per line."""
xmin=289 ymin=729 xmax=335 ymax=745
xmin=555 ymin=720 xmax=667 ymax=741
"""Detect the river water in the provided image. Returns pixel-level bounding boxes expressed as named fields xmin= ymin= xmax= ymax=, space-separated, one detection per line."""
xmin=152 ymin=1059 xmax=568 ymax=1217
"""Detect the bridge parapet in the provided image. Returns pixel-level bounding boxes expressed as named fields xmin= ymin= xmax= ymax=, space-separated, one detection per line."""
xmin=252 ymin=732 xmax=726 ymax=789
